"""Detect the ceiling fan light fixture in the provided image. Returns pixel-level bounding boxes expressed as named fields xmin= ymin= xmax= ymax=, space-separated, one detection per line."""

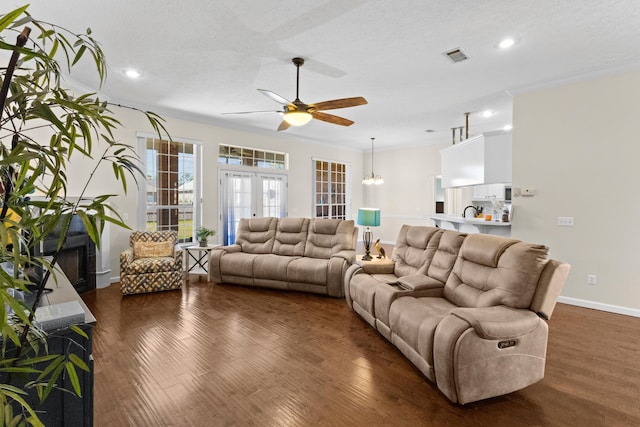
xmin=283 ymin=110 xmax=313 ymax=126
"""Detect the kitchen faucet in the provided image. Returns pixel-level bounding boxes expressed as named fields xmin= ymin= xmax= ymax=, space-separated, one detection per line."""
xmin=462 ymin=205 xmax=481 ymax=218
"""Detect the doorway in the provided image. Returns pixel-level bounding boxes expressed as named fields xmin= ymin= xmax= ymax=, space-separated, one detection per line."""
xmin=219 ymin=170 xmax=287 ymax=245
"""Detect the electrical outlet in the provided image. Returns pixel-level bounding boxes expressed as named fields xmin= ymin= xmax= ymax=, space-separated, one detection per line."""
xmin=587 ymin=274 xmax=597 ymax=285
xmin=557 ymin=216 xmax=574 ymax=226
xmin=123 ymin=213 xmax=129 ymax=220
xmin=521 ymin=188 xmax=535 ymax=196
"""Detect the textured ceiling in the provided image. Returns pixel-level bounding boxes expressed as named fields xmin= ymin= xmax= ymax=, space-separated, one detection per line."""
xmin=14 ymin=0 xmax=640 ymax=150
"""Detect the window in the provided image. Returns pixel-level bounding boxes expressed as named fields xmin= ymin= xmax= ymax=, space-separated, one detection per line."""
xmin=218 ymin=144 xmax=287 ymax=170
xmin=140 ymin=136 xmax=200 ymax=243
xmin=313 ymin=159 xmax=350 ymax=219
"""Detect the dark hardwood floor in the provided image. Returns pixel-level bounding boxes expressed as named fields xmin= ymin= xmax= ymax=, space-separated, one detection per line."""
xmin=81 ymin=277 xmax=640 ymax=427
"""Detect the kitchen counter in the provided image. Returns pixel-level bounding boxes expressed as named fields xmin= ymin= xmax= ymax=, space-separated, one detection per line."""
xmin=429 ymin=214 xmax=511 ymax=237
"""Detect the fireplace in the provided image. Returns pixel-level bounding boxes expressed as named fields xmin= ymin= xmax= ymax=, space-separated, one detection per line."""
xmin=36 ymin=215 xmax=96 ymax=293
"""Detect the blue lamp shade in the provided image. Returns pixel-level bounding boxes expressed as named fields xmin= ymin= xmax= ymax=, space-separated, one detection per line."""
xmin=357 ymin=208 xmax=381 ymax=227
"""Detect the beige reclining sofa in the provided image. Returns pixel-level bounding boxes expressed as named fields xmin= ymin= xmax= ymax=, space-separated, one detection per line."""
xmin=344 ymin=225 xmax=570 ymax=404
xmin=210 ymin=217 xmax=357 ymax=297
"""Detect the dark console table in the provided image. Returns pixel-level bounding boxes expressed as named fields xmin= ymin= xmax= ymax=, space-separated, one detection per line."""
xmin=21 ymin=269 xmax=96 ymax=426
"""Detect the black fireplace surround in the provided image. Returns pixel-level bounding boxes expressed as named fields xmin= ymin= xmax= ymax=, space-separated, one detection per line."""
xmin=33 ymin=214 xmax=96 ymax=293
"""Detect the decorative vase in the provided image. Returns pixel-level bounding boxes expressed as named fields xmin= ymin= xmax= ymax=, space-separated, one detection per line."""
xmin=199 ymin=240 xmax=207 ymax=247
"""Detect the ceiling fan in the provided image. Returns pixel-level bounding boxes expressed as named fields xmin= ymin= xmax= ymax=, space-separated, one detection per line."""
xmin=223 ymin=57 xmax=367 ymax=131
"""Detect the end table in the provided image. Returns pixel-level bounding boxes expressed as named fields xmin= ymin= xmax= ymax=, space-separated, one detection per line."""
xmin=184 ymin=244 xmax=220 ymax=280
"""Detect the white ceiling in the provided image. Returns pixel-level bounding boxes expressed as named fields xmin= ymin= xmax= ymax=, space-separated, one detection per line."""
xmin=17 ymin=0 xmax=640 ymax=151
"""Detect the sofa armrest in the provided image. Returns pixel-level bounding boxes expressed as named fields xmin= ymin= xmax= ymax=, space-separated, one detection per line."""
xmin=434 ymin=306 xmax=548 ymax=404
xmin=331 ymin=249 xmax=356 ymax=264
xmin=326 ymin=252 xmax=355 ymax=297
xmin=358 ymin=261 xmax=395 ymax=275
xmin=397 ymin=275 xmax=444 ymax=291
xmin=209 ymin=245 xmax=240 ymax=282
xmin=450 ymin=306 xmax=541 ymax=340
xmin=174 ymin=248 xmax=183 ymax=269
xmin=220 ymin=244 xmax=242 ymax=253
xmin=343 ymin=263 xmax=363 ymax=308
xmin=120 ymin=248 xmax=134 ymax=273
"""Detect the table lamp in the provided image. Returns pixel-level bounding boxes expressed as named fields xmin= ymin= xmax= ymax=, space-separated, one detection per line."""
xmin=357 ymin=208 xmax=380 ymax=261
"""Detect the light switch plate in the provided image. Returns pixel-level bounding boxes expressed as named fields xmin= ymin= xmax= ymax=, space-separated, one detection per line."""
xmin=557 ymin=216 xmax=574 ymax=226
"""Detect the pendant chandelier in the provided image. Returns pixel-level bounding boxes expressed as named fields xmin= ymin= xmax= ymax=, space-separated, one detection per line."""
xmin=362 ymin=137 xmax=384 ymax=185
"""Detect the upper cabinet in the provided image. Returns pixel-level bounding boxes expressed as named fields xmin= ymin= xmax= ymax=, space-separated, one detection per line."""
xmin=472 ymin=183 xmax=507 ymax=201
xmin=440 ymin=131 xmax=512 ymax=188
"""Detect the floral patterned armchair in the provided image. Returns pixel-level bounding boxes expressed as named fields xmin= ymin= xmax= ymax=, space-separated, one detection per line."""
xmin=120 ymin=231 xmax=183 ymax=295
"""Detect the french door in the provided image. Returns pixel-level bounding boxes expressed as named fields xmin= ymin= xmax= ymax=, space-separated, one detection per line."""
xmin=220 ymin=170 xmax=287 ymax=245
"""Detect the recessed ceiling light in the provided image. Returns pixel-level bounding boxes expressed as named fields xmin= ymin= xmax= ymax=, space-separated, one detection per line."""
xmin=125 ymin=69 xmax=142 ymax=79
xmin=482 ymin=110 xmax=493 ymax=118
xmin=503 ymin=124 xmax=513 ymax=131
xmin=499 ymin=38 xmax=515 ymax=49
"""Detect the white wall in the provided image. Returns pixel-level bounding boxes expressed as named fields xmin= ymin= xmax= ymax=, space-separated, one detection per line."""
xmin=362 ymin=141 xmax=449 ymax=244
xmin=512 ymin=68 xmax=640 ymax=314
xmin=64 ymin=67 xmax=640 ymax=315
xmin=63 ymin=107 xmax=364 ymax=280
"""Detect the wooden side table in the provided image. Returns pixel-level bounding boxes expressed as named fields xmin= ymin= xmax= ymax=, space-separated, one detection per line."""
xmin=183 ymin=245 xmax=220 ymax=279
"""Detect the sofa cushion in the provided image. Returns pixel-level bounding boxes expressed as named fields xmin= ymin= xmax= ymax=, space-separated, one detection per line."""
xmin=304 ymin=219 xmax=356 ymax=259
xmin=444 ymin=234 xmax=549 ymax=309
xmin=458 ymin=233 xmax=515 ymax=268
xmin=369 ymin=274 xmax=402 ymax=284
xmin=236 ymin=217 xmax=277 ymax=254
xmin=219 ymin=252 xmax=259 ymax=278
xmin=530 ymin=260 xmax=571 ymax=320
xmin=273 ymin=217 xmax=309 ymax=256
xmin=133 ymin=241 xmax=173 ymax=259
xmin=392 ymin=225 xmax=442 ymax=276
xmin=427 ymin=230 xmax=466 ymax=283
xmin=397 ymin=275 xmax=444 ymax=291
xmin=253 ymin=254 xmax=296 ymax=282
xmin=126 ymin=257 xmax=178 ymax=274
xmin=287 ymin=257 xmax=329 ymax=285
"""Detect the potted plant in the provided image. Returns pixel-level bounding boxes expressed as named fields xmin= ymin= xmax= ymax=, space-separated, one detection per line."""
xmin=0 ymin=5 xmax=171 ymax=425
xmin=196 ymin=226 xmax=216 ymax=247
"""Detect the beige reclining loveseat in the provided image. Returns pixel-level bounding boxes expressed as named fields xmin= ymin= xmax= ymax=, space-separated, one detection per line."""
xmin=344 ymin=225 xmax=570 ymax=404
xmin=210 ymin=217 xmax=357 ymax=297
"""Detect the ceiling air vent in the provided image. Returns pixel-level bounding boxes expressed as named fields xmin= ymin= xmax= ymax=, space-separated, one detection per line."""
xmin=443 ymin=47 xmax=470 ymax=63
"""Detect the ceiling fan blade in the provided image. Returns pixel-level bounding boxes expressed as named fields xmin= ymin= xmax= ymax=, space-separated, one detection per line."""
xmin=311 ymin=111 xmax=354 ymax=126
xmin=258 ymin=89 xmax=292 ymax=106
xmin=312 ymin=97 xmax=368 ymax=111
xmin=222 ymin=110 xmax=283 ymax=115
xmin=277 ymin=120 xmax=291 ymax=131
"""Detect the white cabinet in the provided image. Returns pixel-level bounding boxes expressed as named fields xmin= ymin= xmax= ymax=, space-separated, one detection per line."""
xmin=440 ymin=131 xmax=512 ymax=188
xmin=472 ymin=183 xmax=507 ymax=201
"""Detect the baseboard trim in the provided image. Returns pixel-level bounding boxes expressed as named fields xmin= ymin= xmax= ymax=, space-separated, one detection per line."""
xmin=105 ymin=273 xmax=639 ymax=318
xmin=557 ymin=296 xmax=640 ymax=318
